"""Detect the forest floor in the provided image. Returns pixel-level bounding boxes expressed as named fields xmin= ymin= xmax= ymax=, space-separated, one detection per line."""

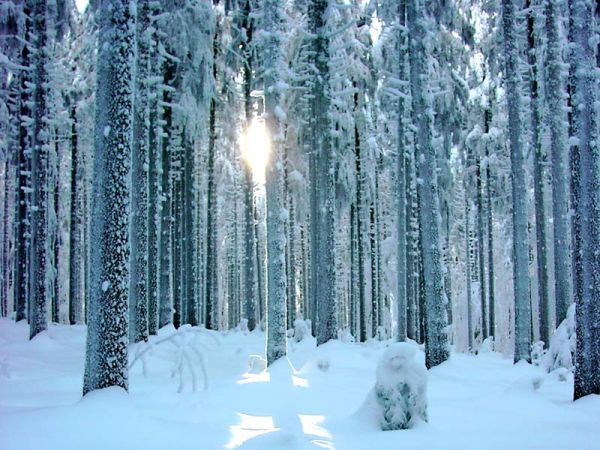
xmin=0 ymin=318 xmax=598 ymax=449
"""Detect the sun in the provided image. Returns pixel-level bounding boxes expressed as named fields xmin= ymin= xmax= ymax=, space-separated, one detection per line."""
xmin=240 ymin=118 xmax=270 ymax=183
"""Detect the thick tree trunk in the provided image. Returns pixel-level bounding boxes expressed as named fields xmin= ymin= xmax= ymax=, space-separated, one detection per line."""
xmin=29 ymin=0 xmax=50 ymax=340
xmin=406 ymin=0 xmax=449 ymax=367
xmin=501 ymin=0 xmax=532 ymax=363
xmin=544 ymin=0 xmax=571 ymax=330
xmin=83 ymin=0 xmax=134 ymax=395
xmin=571 ymin=0 xmax=600 ymax=400
xmin=263 ymin=0 xmax=288 ymax=366
xmin=526 ymin=0 xmax=550 ymax=346
xmin=129 ymin=0 xmax=151 ymax=341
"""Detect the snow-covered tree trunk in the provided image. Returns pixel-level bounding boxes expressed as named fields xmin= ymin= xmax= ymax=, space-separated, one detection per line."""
xmin=147 ymin=7 xmax=160 ymax=335
xmin=396 ymin=0 xmax=408 ymax=343
xmin=406 ymin=0 xmax=449 ymax=368
xmin=205 ymin=32 xmax=219 ymax=330
xmin=566 ymin=0 xmax=582 ymax=334
xmin=353 ymin=92 xmax=367 ymax=342
xmin=158 ymin=57 xmax=175 ymax=329
xmin=241 ymin=0 xmax=256 ymax=331
xmin=183 ymin=136 xmax=197 ymax=326
xmin=501 ymin=0 xmax=532 ymax=363
xmin=83 ymin=0 xmax=134 ymax=395
xmin=14 ymin=7 xmax=32 ymax=323
xmin=29 ymin=0 xmax=51 ymax=340
xmin=484 ymin=107 xmax=496 ymax=339
xmin=526 ymin=0 xmax=550 ymax=346
xmin=571 ymin=0 xmax=600 ymax=400
xmin=476 ymin=145 xmax=487 ymax=340
xmin=406 ymin=150 xmax=418 ymax=342
xmin=261 ymin=0 xmax=288 ymax=366
xmin=543 ymin=0 xmax=571 ymax=329
xmin=464 ymin=173 xmax=473 ymax=351
xmin=68 ymin=100 xmax=84 ymax=325
xmin=309 ymin=0 xmax=338 ymax=345
xmin=129 ymin=0 xmax=151 ymax=342
xmin=147 ymin=97 xmax=159 ymax=335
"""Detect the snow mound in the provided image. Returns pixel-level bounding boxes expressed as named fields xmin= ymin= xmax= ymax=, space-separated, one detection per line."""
xmin=247 ymin=354 xmax=267 ymax=374
xmin=543 ymin=304 xmax=576 ymax=373
xmin=358 ymin=342 xmax=428 ymax=431
xmin=292 ymin=319 xmax=312 ymax=342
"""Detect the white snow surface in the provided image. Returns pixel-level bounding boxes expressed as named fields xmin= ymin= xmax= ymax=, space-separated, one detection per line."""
xmin=0 ymin=318 xmax=599 ymax=449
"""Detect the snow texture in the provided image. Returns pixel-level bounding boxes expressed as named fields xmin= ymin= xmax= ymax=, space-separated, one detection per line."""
xmin=0 ymin=320 xmax=599 ymax=449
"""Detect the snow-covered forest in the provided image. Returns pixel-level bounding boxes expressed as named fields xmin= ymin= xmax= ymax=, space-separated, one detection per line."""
xmin=0 ymin=0 xmax=599 ymax=448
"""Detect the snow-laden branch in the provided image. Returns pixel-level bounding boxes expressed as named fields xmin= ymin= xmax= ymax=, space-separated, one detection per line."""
xmin=128 ymin=325 xmax=219 ymax=393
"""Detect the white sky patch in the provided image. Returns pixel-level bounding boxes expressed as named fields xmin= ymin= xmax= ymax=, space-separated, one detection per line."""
xmin=76 ymin=0 xmax=89 ymax=14
xmin=240 ymin=118 xmax=270 ymax=184
xmin=369 ymin=14 xmax=382 ymax=43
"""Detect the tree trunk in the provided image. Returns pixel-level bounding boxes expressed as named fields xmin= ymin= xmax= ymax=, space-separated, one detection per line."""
xmin=83 ymin=0 xmax=134 ymax=395
xmin=571 ymin=0 xmax=600 ymax=400
xmin=501 ymin=0 xmax=532 ymax=363
xmin=544 ymin=0 xmax=571 ymax=330
xmin=29 ymin=0 xmax=50 ymax=340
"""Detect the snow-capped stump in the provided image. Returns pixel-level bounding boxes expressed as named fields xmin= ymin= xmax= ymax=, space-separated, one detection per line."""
xmin=375 ymin=343 xmax=427 ymax=430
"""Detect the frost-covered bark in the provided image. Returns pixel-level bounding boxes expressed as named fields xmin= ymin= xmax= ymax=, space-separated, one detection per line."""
xmin=68 ymin=100 xmax=84 ymax=325
xmin=526 ymin=0 xmax=550 ymax=346
xmin=543 ymin=0 xmax=571 ymax=329
xmin=241 ymin=0 xmax=257 ymax=331
xmin=571 ymin=0 xmax=600 ymax=400
xmin=501 ymin=0 xmax=532 ymax=363
xmin=484 ymin=107 xmax=496 ymax=339
xmin=158 ymin=57 xmax=175 ymax=329
xmin=353 ymin=87 xmax=367 ymax=342
xmin=147 ymin=5 xmax=160 ymax=335
xmin=308 ymin=0 xmax=338 ymax=345
xmin=406 ymin=0 xmax=449 ymax=368
xmin=147 ymin=97 xmax=159 ymax=335
xmin=29 ymin=0 xmax=51 ymax=340
xmin=83 ymin=0 xmax=134 ymax=395
xmin=205 ymin=32 xmax=218 ymax=330
xmin=396 ymin=0 xmax=407 ymax=342
xmin=14 ymin=5 xmax=32 ymax=323
xmin=129 ymin=0 xmax=151 ymax=342
xmin=261 ymin=0 xmax=287 ymax=366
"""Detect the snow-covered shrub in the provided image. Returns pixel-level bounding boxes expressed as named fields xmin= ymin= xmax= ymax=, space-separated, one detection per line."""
xmin=531 ymin=341 xmax=545 ymax=367
xmin=375 ymin=343 xmax=427 ymax=430
xmin=238 ymin=319 xmax=249 ymax=333
xmin=338 ymin=328 xmax=356 ymax=343
xmin=480 ymin=337 xmax=494 ymax=354
xmin=247 ymin=354 xmax=267 ymax=374
xmin=543 ymin=304 xmax=576 ymax=373
xmin=292 ymin=319 xmax=312 ymax=342
xmin=128 ymin=325 xmax=214 ymax=392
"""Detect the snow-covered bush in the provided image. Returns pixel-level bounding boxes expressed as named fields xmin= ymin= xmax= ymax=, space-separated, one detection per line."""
xmin=247 ymin=354 xmax=267 ymax=374
xmin=128 ymin=325 xmax=215 ymax=393
xmin=292 ymin=319 xmax=312 ymax=342
xmin=531 ymin=341 xmax=545 ymax=367
xmin=238 ymin=318 xmax=249 ymax=333
xmin=375 ymin=343 xmax=427 ymax=430
xmin=543 ymin=304 xmax=576 ymax=373
xmin=338 ymin=328 xmax=355 ymax=343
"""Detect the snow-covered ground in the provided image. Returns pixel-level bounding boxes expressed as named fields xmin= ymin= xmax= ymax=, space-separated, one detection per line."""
xmin=0 ymin=318 xmax=598 ymax=450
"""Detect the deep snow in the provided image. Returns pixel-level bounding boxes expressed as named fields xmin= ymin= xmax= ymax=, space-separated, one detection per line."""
xmin=0 ymin=318 xmax=598 ymax=449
